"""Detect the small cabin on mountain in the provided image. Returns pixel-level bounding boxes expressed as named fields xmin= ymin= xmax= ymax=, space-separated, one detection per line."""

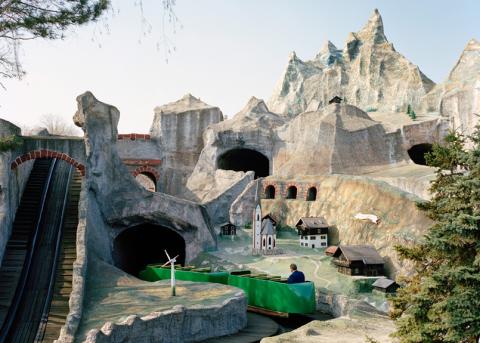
xmin=220 ymin=222 xmax=236 ymax=236
xmin=296 ymin=217 xmax=329 ymax=249
xmin=372 ymin=278 xmax=399 ymax=293
xmin=328 ymin=96 xmax=343 ymax=104
xmin=331 ymin=245 xmax=384 ymax=276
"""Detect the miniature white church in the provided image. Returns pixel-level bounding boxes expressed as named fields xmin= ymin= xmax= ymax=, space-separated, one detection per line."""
xmin=252 ymin=203 xmax=277 ymax=253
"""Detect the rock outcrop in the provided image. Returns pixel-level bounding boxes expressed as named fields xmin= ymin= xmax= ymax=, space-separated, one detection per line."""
xmin=150 ymin=94 xmax=223 ymax=195
xmin=186 ymin=97 xmax=284 ymax=201
xmin=268 ymin=9 xmax=435 ymax=116
xmin=420 ymin=39 xmax=480 ymax=138
xmin=0 ymin=120 xmax=34 ymax=266
xmin=73 ymin=92 xmax=216 ymax=261
xmin=273 ymin=103 xmax=407 ymax=177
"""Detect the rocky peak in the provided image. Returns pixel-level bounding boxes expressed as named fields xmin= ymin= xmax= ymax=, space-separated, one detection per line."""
xmin=356 ymin=8 xmax=387 ymax=44
xmin=269 ymin=9 xmax=434 ymax=116
xmin=242 ymin=97 xmax=269 ymax=115
xmin=315 ymin=40 xmax=342 ymax=66
xmin=154 ymin=93 xmax=214 ymax=115
xmin=448 ymin=38 xmax=480 ymax=81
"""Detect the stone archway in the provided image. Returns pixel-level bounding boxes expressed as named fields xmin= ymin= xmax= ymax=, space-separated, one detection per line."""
xmin=132 ymin=166 xmax=159 ymax=192
xmin=408 ymin=143 xmax=433 ymax=165
xmin=112 ymin=224 xmax=186 ymax=276
xmin=10 ymin=149 xmax=85 ymax=176
xmin=217 ymin=148 xmax=269 ymax=178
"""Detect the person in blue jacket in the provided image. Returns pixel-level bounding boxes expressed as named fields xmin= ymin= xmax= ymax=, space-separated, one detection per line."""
xmin=287 ymin=263 xmax=305 ymax=283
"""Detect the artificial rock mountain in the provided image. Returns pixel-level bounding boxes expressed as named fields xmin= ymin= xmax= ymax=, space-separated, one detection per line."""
xmin=268 ymin=9 xmax=435 ymax=116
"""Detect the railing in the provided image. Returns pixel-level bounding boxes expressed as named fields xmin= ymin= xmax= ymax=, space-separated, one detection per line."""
xmin=0 ymin=159 xmax=57 ymax=343
xmin=34 ymin=164 xmax=73 ymax=342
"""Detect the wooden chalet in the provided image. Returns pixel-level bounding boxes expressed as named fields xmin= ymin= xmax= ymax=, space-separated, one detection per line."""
xmin=372 ymin=278 xmax=399 ymax=293
xmin=220 ymin=222 xmax=236 ymax=236
xmin=332 ymin=245 xmax=384 ymax=276
xmin=295 ymin=217 xmax=329 ymax=248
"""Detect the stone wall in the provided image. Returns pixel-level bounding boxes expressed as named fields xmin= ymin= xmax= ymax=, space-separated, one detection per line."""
xmin=260 ymin=175 xmax=432 ymax=277
xmin=82 ymin=298 xmax=247 ymax=343
xmin=0 ymin=120 xmax=34 ymax=266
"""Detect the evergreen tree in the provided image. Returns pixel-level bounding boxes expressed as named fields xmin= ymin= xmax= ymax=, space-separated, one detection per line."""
xmin=391 ymin=128 xmax=480 ymax=343
xmin=410 ymin=110 xmax=417 ymax=120
xmin=407 ymin=104 xmax=412 ymax=115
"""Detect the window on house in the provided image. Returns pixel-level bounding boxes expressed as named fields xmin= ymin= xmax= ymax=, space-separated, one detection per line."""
xmin=310 ymin=236 xmax=316 ymax=240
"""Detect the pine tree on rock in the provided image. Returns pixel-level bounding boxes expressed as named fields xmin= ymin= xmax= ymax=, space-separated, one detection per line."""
xmin=391 ymin=128 xmax=480 ymax=343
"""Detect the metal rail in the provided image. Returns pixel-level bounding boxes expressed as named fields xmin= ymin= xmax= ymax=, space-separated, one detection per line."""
xmin=0 ymin=159 xmax=57 ymax=343
xmin=34 ymin=164 xmax=73 ymax=342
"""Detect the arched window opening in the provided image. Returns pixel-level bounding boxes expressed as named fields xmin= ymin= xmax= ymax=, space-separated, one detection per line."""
xmin=135 ymin=172 xmax=156 ymax=192
xmin=113 ymin=224 xmax=185 ymax=276
xmin=262 ymin=237 xmax=266 ymax=247
xmin=268 ymin=236 xmax=272 ymax=246
xmin=286 ymin=186 xmax=297 ymax=199
xmin=407 ymin=143 xmax=433 ymax=166
xmin=306 ymin=187 xmax=317 ymax=201
xmin=264 ymin=185 xmax=275 ymax=199
xmin=217 ymin=148 xmax=269 ymax=178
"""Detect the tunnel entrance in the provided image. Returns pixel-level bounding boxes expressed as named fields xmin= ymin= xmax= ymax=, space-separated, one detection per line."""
xmin=113 ymin=224 xmax=186 ymax=276
xmin=217 ymin=148 xmax=269 ymax=178
xmin=408 ymin=143 xmax=433 ymax=165
xmin=135 ymin=172 xmax=156 ymax=192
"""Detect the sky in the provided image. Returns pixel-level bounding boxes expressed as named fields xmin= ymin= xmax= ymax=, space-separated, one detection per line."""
xmin=0 ymin=0 xmax=478 ymax=133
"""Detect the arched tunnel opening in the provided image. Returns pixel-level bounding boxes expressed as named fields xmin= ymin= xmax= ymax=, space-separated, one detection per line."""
xmin=113 ymin=224 xmax=186 ymax=276
xmin=217 ymin=148 xmax=269 ymax=178
xmin=408 ymin=143 xmax=433 ymax=166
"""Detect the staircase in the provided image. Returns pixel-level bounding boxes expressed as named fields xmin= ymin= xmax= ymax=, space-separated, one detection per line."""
xmin=40 ymin=171 xmax=81 ymax=342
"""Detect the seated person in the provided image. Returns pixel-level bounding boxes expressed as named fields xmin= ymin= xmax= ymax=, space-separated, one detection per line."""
xmin=287 ymin=263 xmax=305 ymax=283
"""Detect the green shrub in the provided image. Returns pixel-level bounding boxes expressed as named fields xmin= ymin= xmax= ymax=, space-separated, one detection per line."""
xmin=0 ymin=135 xmax=23 ymax=152
xmin=366 ymin=107 xmax=377 ymax=112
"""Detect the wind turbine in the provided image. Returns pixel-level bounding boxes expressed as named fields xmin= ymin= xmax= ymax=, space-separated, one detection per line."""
xmin=162 ymin=250 xmax=179 ymax=296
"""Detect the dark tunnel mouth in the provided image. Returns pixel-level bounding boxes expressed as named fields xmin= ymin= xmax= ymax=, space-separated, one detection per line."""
xmin=217 ymin=148 xmax=269 ymax=179
xmin=113 ymin=224 xmax=186 ymax=276
xmin=408 ymin=143 xmax=433 ymax=166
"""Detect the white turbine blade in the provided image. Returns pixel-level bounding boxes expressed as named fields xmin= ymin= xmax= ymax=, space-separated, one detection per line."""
xmin=165 ymin=250 xmax=171 ymax=261
xmin=161 ymin=260 xmax=171 ymax=267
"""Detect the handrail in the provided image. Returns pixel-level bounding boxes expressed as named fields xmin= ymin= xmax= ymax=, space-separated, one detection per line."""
xmin=34 ymin=164 xmax=73 ymax=342
xmin=0 ymin=159 xmax=57 ymax=343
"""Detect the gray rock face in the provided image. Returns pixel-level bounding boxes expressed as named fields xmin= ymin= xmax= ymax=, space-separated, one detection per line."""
xmin=0 ymin=119 xmax=33 ymax=266
xmin=273 ymin=103 xmax=407 ymax=177
xmin=150 ymin=94 xmax=223 ymax=195
xmin=73 ymin=91 xmax=216 ymax=262
xmin=420 ymin=39 xmax=480 ymax=138
xmin=268 ymin=9 xmax=435 ymax=116
xmin=83 ymin=297 xmax=247 ymax=343
xmin=186 ymin=97 xmax=284 ymax=202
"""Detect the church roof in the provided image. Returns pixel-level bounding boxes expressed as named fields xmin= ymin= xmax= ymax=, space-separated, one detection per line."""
xmin=261 ymin=218 xmax=276 ymax=235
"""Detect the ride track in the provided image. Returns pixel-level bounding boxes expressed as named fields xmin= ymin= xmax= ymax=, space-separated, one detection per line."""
xmin=0 ymin=159 xmax=81 ymax=343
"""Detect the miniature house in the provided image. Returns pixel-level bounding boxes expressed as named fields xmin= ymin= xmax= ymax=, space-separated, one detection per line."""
xmin=220 ymin=222 xmax=236 ymax=236
xmin=372 ymin=278 xmax=399 ymax=293
xmin=296 ymin=217 xmax=329 ymax=249
xmin=331 ymin=245 xmax=384 ymax=276
xmin=328 ymin=96 xmax=343 ymax=104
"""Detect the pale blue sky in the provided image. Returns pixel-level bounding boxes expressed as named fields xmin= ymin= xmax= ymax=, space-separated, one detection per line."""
xmin=0 ymin=0 xmax=478 ymax=133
